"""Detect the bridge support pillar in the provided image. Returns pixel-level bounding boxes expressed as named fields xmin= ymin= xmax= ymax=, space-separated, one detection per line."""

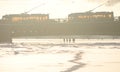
xmin=0 ymin=25 xmax=12 ymax=43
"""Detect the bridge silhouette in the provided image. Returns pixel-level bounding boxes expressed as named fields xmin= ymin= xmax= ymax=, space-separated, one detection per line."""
xmin=1 ymin=21 xmax=120 ymax=43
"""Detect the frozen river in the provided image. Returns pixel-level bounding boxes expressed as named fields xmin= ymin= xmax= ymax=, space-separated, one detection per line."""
xmin=0 ymin=38 xmax=120 ymax=72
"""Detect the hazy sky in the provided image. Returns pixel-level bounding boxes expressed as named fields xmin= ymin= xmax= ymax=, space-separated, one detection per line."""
xmin=0 ymin=0 xmax=120 ymax=19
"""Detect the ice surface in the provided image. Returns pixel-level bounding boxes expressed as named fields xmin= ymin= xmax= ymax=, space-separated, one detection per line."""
xmin=0 ymin=39 xmax=120 ymax=72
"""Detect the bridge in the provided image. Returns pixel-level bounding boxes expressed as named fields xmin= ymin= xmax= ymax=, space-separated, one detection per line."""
xmin=0 ymin=20 xmax=120 ymax=43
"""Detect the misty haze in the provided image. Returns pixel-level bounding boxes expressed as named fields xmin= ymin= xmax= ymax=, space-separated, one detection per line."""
xmin=0 ymin=0 xmax=120 ymax=72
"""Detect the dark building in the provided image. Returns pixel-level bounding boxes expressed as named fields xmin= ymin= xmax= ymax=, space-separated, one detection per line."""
xmin=2 ymin=14 xmax=49 ymax=24
xmin=68 ymin=12 xmax=114 ymax=23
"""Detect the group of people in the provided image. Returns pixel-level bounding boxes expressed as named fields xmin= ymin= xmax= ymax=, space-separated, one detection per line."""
xmin=63 ymin=38 xmax=76 ymax=43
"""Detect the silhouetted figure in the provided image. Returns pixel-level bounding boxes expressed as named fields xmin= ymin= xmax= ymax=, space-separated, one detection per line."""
xmin=66 ymin=38 xmax=68 ymax=43
xmin=63 ymin=38 xmax=76 ymax=43
xmin=69 ymin=38 xmax=71 ymax=43
xmin=63 ymin=38 xmax=65 ymax=43
xmin=72 ymin=38 xmax=75 ymax=43
xmin=14 ymin=51 xmax=19 ymax=55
